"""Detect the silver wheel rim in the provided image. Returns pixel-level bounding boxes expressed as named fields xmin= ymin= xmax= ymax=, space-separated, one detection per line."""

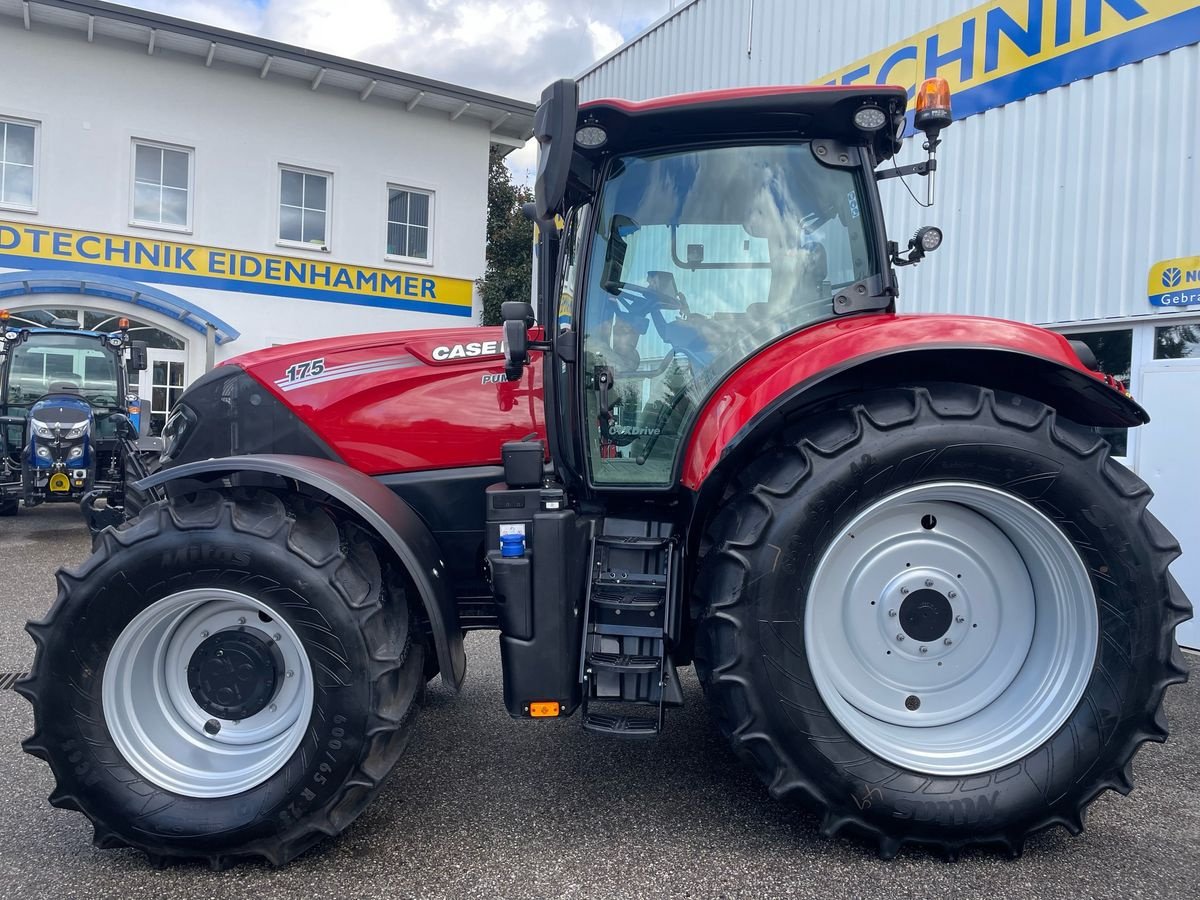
xmin=102 ymin=589 xmax=314 ymax=798
xmin=804 ymin=482 xmax=1098 ymax=776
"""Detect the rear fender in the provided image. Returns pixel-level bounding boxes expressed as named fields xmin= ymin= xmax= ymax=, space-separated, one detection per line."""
xmin=136 ymin=454 xmax=466 ymax=692
xmin=682 ymin=314 xmax=1149 ymax=491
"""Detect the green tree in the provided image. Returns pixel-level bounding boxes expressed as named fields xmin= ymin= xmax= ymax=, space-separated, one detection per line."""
xmin=477 ymin=147 xmax=534 ymax=325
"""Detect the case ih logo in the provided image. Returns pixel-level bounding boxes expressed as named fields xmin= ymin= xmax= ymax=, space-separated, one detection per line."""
xmin=1162 ymin=267 xmax=1183 ymax=288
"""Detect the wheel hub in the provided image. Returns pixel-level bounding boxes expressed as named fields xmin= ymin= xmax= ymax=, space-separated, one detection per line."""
xmin=187 ymin=630 xmax=283 ymax=721
xmin=897 ymin=589 xmax=952 ymax=643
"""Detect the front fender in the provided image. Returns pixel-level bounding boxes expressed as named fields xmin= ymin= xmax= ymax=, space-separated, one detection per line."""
xmin=136 ymin=454 xmax=466 ymax=692
xmin=682 ymin=314 xmax=1148 ymax=490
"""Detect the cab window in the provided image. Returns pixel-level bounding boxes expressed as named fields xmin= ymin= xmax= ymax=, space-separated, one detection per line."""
xmin=579 ymin=143 xmax=875 ymax=486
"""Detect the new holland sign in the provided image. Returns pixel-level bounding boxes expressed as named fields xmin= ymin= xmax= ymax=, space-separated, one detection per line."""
xmin=1149 ymin=255 xmax=1200 ymax=308
xmin=0 ymin=220 xmax=474 ymax=317
xmin=819 ymin=0 xmax=1200 ymax=123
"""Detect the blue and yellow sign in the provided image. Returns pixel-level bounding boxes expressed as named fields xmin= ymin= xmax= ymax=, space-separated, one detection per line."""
xmin=1149 ymin=255 xmax=1200 ymax=307
xmin=819 ymin=0 xmax=1200 ymax=124
xmin=0 ymin=220 xmax=473 ymax=317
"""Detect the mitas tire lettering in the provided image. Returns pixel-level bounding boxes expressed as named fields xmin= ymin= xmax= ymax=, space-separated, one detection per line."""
xmin=160 ymin=545 xmax=251 ymax=567
xmin=19 ymin=489 xmax=425 ymax=868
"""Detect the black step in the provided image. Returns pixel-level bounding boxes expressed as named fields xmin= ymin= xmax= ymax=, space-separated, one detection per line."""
xmin=586 ymin=652 xmax=660 ymax=674
xmin=594 ymin=535 xmax=672 ymax=550
xmin=582 ymin=712 xmax=659 ymax=738
xmin=591 ymin=590 xmax=664 ymax=612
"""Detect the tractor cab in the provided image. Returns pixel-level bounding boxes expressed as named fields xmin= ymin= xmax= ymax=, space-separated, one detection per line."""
xmin=504 ymin=80 xmax=949 ymax=495
xmin=0 ymin=311 xmax=149 ymax=521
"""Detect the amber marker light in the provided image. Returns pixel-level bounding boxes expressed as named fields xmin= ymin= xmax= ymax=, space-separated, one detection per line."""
xmin=914 ymin=77 xmax=952 ymax=134
xmin=529 ymin=701 xmax=561 ymax=718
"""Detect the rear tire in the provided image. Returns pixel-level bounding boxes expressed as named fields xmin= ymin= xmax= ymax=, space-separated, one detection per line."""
xmin=19 ymin=488 xmax=423 ymax=867
xmin=694 ymin=384 xmax=1191 ymax=858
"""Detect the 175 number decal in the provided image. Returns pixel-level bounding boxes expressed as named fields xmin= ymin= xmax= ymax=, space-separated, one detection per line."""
xmin=284 ymin=357 xmax=325 ymax=382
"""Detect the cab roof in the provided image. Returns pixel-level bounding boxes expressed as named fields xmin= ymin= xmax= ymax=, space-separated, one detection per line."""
xmin=17 ymin=327 xmax=109 ymax=339
xmin=577 ymin=84 xmax=909 ymax=162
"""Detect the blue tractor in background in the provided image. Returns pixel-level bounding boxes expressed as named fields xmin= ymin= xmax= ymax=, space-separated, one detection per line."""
xmin=0 ymin=310 xmax=153 ymax=531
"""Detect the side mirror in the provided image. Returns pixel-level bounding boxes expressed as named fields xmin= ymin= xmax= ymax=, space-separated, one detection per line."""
xmin=128 ymin=341 xmax=148 ymax=373
xmin=503 ymin=320 xmax=529 ymax=381
xmin=501 ymin=301 xmax=535 ymax=329
xmin=533 ymin=78 xmax=579 ymax=221
xmin=107 ymin=412 xmax=137 ymax=441
xmin=601 ymin=215 xmax=638 ymax=292
xmin=502 ymin=301 xmax=534 ymax=381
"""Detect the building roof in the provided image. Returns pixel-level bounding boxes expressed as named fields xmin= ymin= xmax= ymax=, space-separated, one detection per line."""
xmin=0 ymin=0 xmax=535 ymax=146
xmin=578 ymin=0 xmax=700 ymax=82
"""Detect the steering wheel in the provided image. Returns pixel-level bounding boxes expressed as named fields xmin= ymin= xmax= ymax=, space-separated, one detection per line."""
xmin=618 ymin=281 xmax=685 ymax=311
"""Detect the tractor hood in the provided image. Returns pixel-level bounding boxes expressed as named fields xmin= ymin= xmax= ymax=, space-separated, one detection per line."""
xmin=164 ymin=326 xmax=546 ymax=475
xmin=28 ymin=394 xmax=92 ymax=434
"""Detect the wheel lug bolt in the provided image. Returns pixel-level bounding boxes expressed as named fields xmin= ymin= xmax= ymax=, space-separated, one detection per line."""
xmin=900 ymin=587 xmax=909 ymax=595
xmin=888 ymin=608 xmax=897 ymax=617
xmin=944 ymin=638 xmax=953 ymax=646
xmin=287 ymin=670 xmax=294 ymax=678
xmin=238 ymin=616 xmax=247 ymax=625
xmin=924 ymin=578 xmax=934 ymax=587
xmin=919 ymin=646 xmax=928 ymax=654
xmin=956 ymin=615 xmax=966 ymax=624
xmin=269 ymin=704 xmax=277 ymax=712
xmin=896 ymin=634 xmax=905 ymax=642
xmin=273 ymin=633 xmax=282 ymax=641
xmin=201 ymin=630 xmax=209 ymax=638
xmin=948 ymin=591 xmax=957 ymax=599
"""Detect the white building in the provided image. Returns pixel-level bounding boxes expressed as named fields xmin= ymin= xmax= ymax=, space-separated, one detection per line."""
xmin=0 ymin=0 xmax=533 ymax=434
xmin=581 ymin=0 xmax=1200 ymax=648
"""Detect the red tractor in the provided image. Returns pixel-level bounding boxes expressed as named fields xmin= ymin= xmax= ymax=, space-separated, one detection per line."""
xmin=20 ymin=78 xmax=1190 ymax=866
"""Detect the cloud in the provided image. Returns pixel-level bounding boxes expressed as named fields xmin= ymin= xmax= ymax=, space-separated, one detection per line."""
xmin=125 ymin=0 xmax=668 ymax=102
xmin=122 ymin=0 xmax=672 ymax=181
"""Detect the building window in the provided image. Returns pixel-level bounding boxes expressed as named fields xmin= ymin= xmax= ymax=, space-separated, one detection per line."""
xmin=386 ymin=186 xmax=431 ymax=261
xmin=1154 ymin=323 xmax=1200 ymax=360
xmin=132 ymin=141 xmax=192 ymax=229
xmin=1066 ymin=328 xmax=1133 ymax=457
xmin=279 ymin=167 xmax=329 ymax=248
xmin=0 ymin=118 xmax=37 ymax=210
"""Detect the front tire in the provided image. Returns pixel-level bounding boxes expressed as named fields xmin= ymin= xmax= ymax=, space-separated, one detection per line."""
xmin=19 ymin=489 xmax=423 ymax=867
xmin=695 ymin=384 xmax=1191 ymax=858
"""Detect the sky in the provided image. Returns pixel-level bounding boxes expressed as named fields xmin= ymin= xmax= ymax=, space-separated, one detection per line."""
xmin=121 ymin=0 xmax=675 ymax=180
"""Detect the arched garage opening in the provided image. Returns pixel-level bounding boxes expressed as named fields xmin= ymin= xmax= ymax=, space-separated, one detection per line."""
xmin=0 ymin=270 xmax=239 ymax=434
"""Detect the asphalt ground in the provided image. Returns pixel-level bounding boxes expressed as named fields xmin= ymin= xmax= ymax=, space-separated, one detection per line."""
xmin=0 ymin=503 xmax=1196 ymax=900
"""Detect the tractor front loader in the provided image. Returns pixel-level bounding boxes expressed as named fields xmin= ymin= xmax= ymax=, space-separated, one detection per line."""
xmin=19 ymin=77 xmax=1190 ymax=867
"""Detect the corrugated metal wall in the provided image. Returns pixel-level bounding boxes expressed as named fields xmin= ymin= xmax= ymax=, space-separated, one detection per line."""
xmin=579 ymin=0 xmax=1200 ymax=327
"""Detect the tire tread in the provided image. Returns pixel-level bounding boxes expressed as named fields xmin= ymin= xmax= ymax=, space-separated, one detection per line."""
xmin=18 ymin=488 xmax=423 ymax=868
xmin=694 ymin=384 xmax=1192 ymax=859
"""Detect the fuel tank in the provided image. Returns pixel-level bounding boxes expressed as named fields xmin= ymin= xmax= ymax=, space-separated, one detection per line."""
xmin=211 ymin=326 xmax=546 ymax=475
